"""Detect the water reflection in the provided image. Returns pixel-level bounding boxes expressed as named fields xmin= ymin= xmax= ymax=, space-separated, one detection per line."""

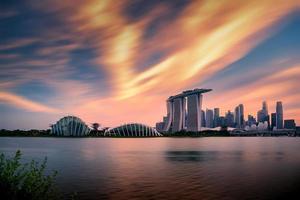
xmin=0 ymin=137 xmax=300 ymax=200
xmin=166 ymin=151 xmax=219 ymax=162
xmin=259 ymin=151 xmax=285 ymax=161
xmin=165 ymin=151 xmax=244 ymax=162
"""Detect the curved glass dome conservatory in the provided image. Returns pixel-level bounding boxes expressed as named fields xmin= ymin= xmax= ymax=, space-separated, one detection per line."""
xmin=51 ymin=116 xmax=90 ymax=136
xmin=104 ymin=123 xmax=162 ymax=137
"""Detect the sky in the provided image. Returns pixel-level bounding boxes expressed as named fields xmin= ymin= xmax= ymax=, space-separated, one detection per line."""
xmin=0 ymin=0 xmax=300 ymax=130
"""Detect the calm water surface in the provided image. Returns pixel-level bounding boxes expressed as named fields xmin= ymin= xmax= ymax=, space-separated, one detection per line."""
xmin=1 ymin=137 xmax=300 ymax=200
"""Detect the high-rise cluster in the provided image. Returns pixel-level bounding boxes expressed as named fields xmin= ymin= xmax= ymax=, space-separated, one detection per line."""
xmin=200 ymin=105 xmax=245 ymax=129
xmin=201 ymin=101 xmax=295 ymax=131
xmin=157 ymin=92 xmax=296 ymax=132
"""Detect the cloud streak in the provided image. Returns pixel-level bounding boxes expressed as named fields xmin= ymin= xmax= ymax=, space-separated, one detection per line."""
xmin=59 ymin=0 xmax=299 ymax=100
xmin=0 ymin=92 xmax=58 ymax=113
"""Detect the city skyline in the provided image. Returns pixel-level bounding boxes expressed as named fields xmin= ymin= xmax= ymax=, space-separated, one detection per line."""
xmin=157 ymin=92 xmax=295 ymax=131
xmin=1 ymin=1 xmax=300 ymax=129
xmin=200 ymin=100 xmax=295 ymax=129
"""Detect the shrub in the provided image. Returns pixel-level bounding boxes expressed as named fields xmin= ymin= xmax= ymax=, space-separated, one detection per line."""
xmin=0 ymin=150 xmax=60 ymax=200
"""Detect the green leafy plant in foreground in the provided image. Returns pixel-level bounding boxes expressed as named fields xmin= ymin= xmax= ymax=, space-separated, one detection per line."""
xmin=0 ymin=150 xmax=60 ymax=200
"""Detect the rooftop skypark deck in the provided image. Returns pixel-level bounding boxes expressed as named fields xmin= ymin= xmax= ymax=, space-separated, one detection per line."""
xmin=168 ymin=88 xmax=212 ymax=101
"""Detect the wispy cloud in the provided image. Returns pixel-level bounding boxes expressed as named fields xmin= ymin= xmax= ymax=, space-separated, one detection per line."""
xmin=62 ymin=0 xmax=300 ymax=99
xmin=0 ymin=9 xmax=18 ymax=19
xmin=0 ymin=53 xmax=20 ymax=59
xmin=0 ymin=38 xmax=39 ymax=51
xmin=0 ymin=91 xmax=59 ymax=113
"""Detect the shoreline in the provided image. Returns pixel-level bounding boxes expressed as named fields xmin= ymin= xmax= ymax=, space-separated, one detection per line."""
xmin=0 ymin=135 xmax=299 ymax=138
xmin=1 ymin=129 xmax=299 ymax=137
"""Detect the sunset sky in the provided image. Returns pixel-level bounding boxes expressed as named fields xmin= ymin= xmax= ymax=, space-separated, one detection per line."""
xmin=0 ymin=0 xmax=300 ymax=130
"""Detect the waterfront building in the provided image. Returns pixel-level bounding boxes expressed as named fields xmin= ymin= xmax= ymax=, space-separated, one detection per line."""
xmin=250 ymin=124 xmax=258 ymax=131
xmin=161 ymin=88 xmax=212 ymax=132
xmin=225 ymin=110 xmax=235 ymax=127
xmin=257 ymin=101 xmax=270 ymax=129
xmin=257 ymin=110 xmax=265 ymax=123
xmin=163 ymin=100 xmax=173 ymax=132
xmin=247 ymin=115 xmax=256 ymax=126
xmin=163 ymin=116 xmax=168 ymax=125
xmin=186 ymin=94 xmax=201 ymax=131
xmin=201 ymin=110 xmax=206 ymax=127
xmin=206 ymin=109 xmax=214 ymax=128
xmin=276 ymin=101 xmax=283 ymax=129
xmin=262 ymin=101 xmax=268 ymax=116
xmin=284 ymin=119 xmax=296 ymax=129
xmin=173 ymin=97 xmax=185 ymax=132
xmin=257 ymin=122 xmax=268 ymax=131
xmin=234 ymin=106 xmax=239 ymax=126
xmin=245 ymin=124 xmax=259 ymax=131
xmin=51 ymin=116 xmax=90 ymax=136
xmin=240 ymin=104 xmax=245 ymax=128
xmin=219 ymin=116 xmax=225 ymax=127
xmin=155 ymin=122 xmax=165 ymax=132
xmin=105 ymin=123 xmax=162 ymax=137
xmin=234 ymin=104 xmax=244 ymax=128
xmin=271 ymin=113 xmax=276 ymax=130
xmin=296 ymin=126 xmax=300 ymax=135
xmin=213 ymin=108 xmax=220 ymax=127
xmin=265 ymin=115 xmax=270 ymax=130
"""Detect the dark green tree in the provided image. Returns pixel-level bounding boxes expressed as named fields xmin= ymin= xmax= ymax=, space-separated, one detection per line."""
xmin=91 ymin=123 xmax=100 ymax=131
xmin=0 ymin=150 xmax=60 ymax=200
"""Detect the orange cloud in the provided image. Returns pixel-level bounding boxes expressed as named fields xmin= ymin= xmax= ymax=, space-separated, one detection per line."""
xmin=0 ymin=92 xmax=59 ymax=113
xmin=63 ymin=0 xmax=299 ymax=101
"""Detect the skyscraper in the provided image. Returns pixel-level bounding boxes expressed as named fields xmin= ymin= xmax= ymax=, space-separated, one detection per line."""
xmin=234 ymin=106 xmax=239 ymax=126
xmin=247 ymin=115 xmax=256 ymax=126
xmin=206 ymin=109 xmax=214 ymax=128
xmin=257 ymin=101 xmax=270 ymax=129
xmin=186 ymin=94 xmax=202 ymax=132
xmin=172 ymin=98 xmax=184 ymax=132
xmin=219 ymin=116 xmax=225 ymax=127
xmin=262 ymin=101 xmax=268 ymax=116
xmin=240 ymin=104 xmax=244 ymax=126
xmin=225 ymin=110 xmax=234 ymax=127
xmin=257 ymin=110 xmax=265 ymax=122
xmin=163 ymin=100 xmax=173 ymax=131
xmin=201 ymin=110 xmax=206 ymax=127
xmin=276 ymin=101 xmax=283 ymax=129
xmin=234 ymin=104 xmax=244 ymax=128
xmin=257 ymin=101 xmax=269 ymax=122
xmin=162 ymin=88 xmax=212 ymax=132
xmin=271 ymin=113 xmax=276 ymax=130
xmin=213 ymin=108 xmax=220 ymax=127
